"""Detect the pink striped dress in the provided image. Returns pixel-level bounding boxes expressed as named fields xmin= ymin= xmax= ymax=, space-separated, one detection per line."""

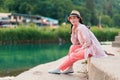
xmin=71 ymin=23 xmax=108 ymax=59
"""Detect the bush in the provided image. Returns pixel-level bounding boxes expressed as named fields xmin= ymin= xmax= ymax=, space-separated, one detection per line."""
xmin=57 ymin=24 xmax=71 ymax=42
xmin=91 ymin=27 xmax=120 ymax=41
xmin=0 ymin=24 xmax=120 ymax=44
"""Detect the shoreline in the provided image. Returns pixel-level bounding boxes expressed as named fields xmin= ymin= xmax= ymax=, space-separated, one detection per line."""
xmin=0 ymin=76 xmax=15 ymax=80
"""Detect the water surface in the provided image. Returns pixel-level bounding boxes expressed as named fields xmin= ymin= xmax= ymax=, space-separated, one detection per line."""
xmin=0 ymin=43 xmax=71 ymax=76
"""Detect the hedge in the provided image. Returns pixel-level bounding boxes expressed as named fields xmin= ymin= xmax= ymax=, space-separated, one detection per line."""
xmin=0 ymin=24 xmax=120 ymax=44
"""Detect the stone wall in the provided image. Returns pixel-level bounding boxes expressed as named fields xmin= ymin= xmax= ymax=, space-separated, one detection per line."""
xmin=112 ymin=32 xmax=120 ymax=47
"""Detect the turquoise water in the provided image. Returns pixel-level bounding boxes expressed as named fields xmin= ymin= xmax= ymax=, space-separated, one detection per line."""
xmin=0 ymin=43 xmax=71 ymax=76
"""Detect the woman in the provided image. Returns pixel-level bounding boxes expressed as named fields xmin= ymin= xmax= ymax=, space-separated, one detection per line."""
xmin=48 ymin=10 xmax=108 ymax=74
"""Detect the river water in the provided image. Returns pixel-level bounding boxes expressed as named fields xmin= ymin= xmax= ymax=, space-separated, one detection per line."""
xmin=0 ymin=43 xmax=71 ymax=76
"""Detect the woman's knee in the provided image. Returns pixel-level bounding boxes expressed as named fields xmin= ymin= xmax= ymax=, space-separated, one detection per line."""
xmin=68 ymin=45 xmax=82 ymax=55
xmin=69 ymin=51 xmax=85 ymax=62
xmin=70 ymin=45 xmax=76 ymax=48
xmin=69 ymin=45 xmax=77 ymax=53
xmin=70 ymin=45 xmax=80 ymax=49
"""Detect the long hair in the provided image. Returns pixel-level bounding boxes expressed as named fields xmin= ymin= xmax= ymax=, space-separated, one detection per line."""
xmin=70 ymin=16 xmax=83 ymax=34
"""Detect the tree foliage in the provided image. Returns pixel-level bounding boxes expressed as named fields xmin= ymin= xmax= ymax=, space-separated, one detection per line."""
xmin=0 ymin=0 xmax=120 ymax=27
xmin=101 ymin=15 xmax=113 ymax=27
xmin=113 ymin=14 xmax=120 ymax=27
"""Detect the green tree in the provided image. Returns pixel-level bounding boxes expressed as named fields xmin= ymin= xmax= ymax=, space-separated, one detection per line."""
xmin=19 ymin=2 xmax=34 ymax=14
xmin=102 ymin=0 xmax=113 ymax=16
xmin=113 ymin=14 xmax=120 ymax=27
xmin=35 ymin=0 xmax=74 ymax=23
xmin=71 ymin=0 xmax=85 ymax=6
xmin=3 ymin=0 xmax=38 ymax=14
xmin=112 ymin=0 xmax=120 ymax=14
xmin=74 ymin=7 xmax=90 ymax=25
xmin=3 ymin=0 xmax=17 ymax=13
xmin=0 ymin=0 xmax=120 ymax=27
xmin=101 ymin=15 xmax=113 ymax=27
xmin=85 ymin=0 xmax=97 ymax=25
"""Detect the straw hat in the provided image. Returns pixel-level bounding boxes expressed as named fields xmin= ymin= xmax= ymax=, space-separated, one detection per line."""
xmin=68 ymin=10 xmax=82 ymax=21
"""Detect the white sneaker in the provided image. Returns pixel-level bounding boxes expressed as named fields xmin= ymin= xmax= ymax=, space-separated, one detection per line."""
xmin=62 ymin=67 xmax=74 ymax=74
xmin=48 ymin=69 xmax=61 ymax=74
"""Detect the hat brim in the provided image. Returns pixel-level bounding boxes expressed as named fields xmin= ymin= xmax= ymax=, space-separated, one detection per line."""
xmin=67 ymin=14 xmax=82 ymax=21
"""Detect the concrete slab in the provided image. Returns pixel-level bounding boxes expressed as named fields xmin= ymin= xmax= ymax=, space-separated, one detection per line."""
xmin=88 ymin=56 xmax=120 ymax=80
xmin=13 ymin=57 xmax=88 ymax=80
xmin=88 ymin=45 xmax=120 ymax=80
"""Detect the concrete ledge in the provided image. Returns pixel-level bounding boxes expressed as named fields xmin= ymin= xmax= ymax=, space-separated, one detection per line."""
xmin=13 ymin=57 xmax=88 ymax=80
xmin=88 ymin=56 xmax=120 ymax=80
xmin=112 ymin=41 xmax=120 ymax=47
xmin=5 ymin=45 xmax=119 ymax=80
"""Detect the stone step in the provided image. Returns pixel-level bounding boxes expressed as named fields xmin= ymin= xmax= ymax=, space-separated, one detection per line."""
xmin=112 ymin=41 xmax=120 ymax=47
xmin=88 ymin=45 xmax=120 ymax=80
xmin=88 ymin=56 xmax=120 ymax=80
xmin=118 ymin=32 xmax=120 ymax=36
xmin=115 ymin=36 xmax=120 ymax=41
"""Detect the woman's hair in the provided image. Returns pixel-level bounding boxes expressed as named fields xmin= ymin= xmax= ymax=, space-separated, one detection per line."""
xmin=69 ymin=15 xmax=83 ymax=34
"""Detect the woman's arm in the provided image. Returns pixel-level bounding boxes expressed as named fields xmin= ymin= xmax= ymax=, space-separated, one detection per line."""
xmin=77 ymin=26 xmax=92 ymax=49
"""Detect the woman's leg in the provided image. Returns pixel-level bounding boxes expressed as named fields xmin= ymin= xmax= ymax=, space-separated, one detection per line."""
xmin=68 ymin=45 xmax=82 ymax=55
xmin=58 ymin=48 xmax=85 ymax=71
xmin=64 ymin=45 xmax=82 ymax=70
xmin=48 ymin=45 xmax=83 ymax=74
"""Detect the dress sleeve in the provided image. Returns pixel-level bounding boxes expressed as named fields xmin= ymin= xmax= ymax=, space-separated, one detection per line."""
xmin=77 ymin=26 xmax=92 ymax=49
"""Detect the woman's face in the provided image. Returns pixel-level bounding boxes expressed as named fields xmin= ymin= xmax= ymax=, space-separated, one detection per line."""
xmin=69 ymin=16 xmax=79 ymax=25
